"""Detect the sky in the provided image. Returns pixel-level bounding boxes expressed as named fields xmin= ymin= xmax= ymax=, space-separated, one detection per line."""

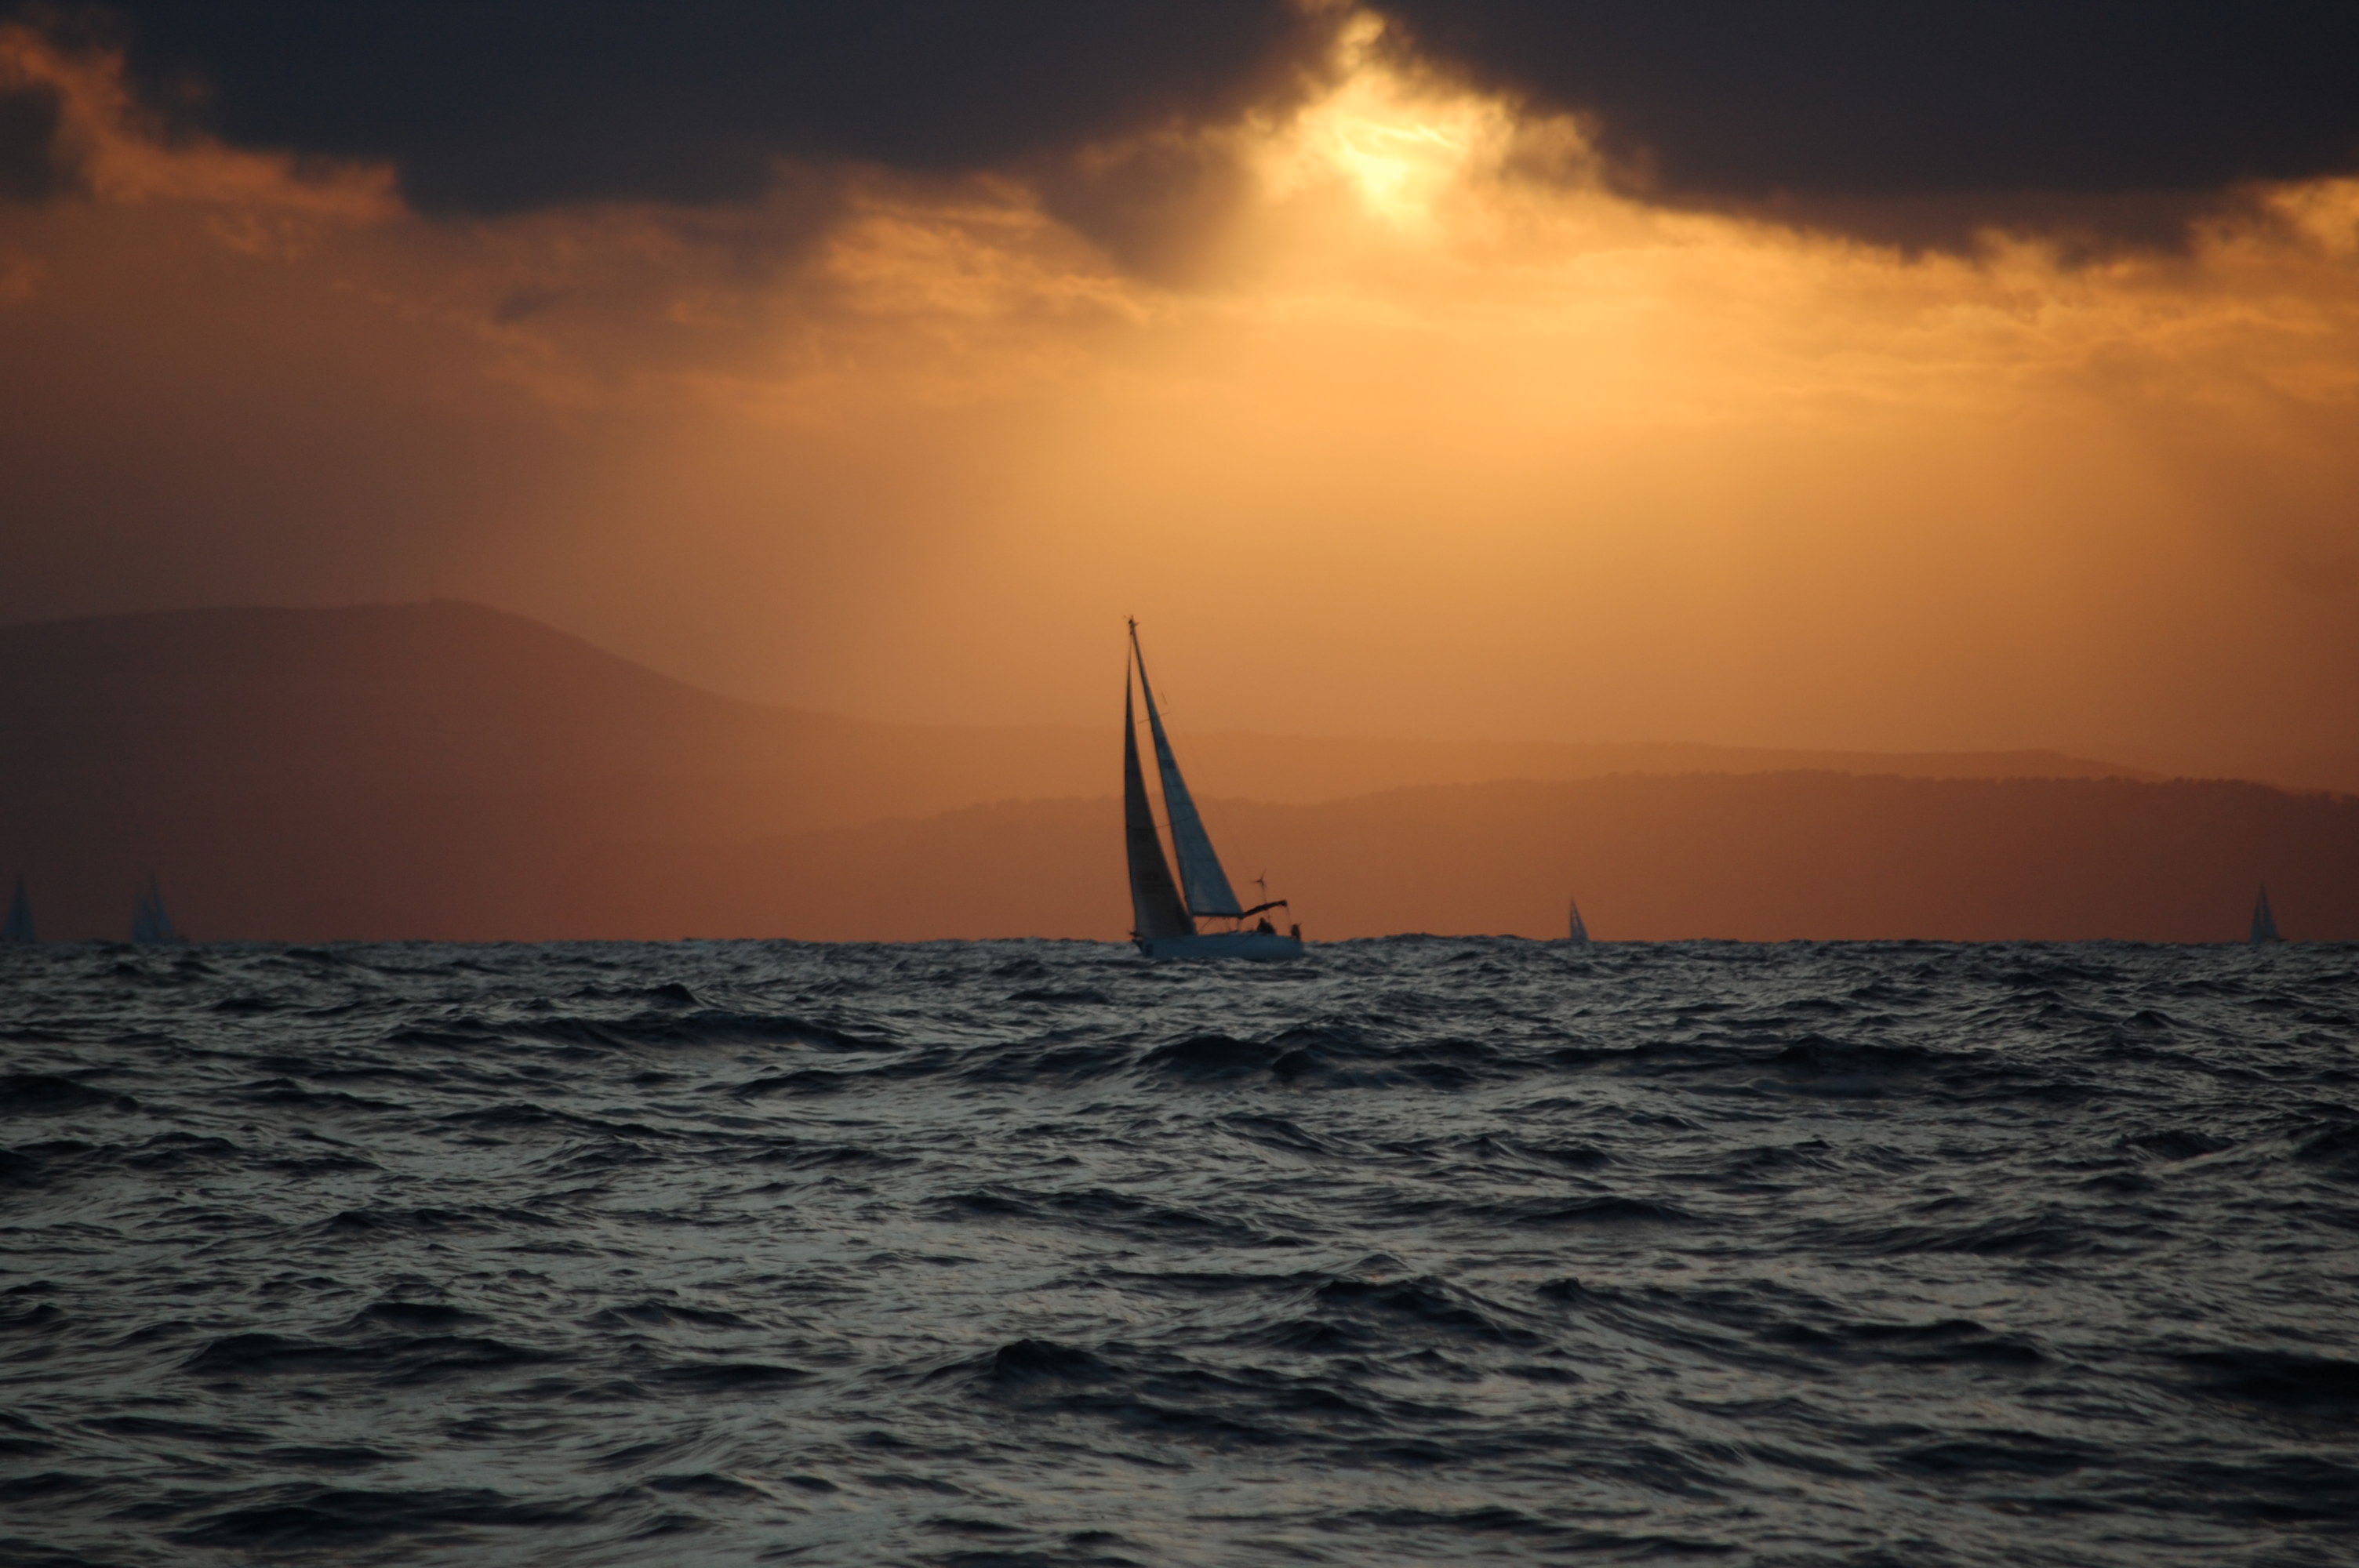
xmin=4 ymin=2 xmax=2357 ymax=757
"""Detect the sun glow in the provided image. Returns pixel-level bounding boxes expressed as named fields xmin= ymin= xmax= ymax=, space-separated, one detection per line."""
xmin=1259 ymin=17 xmax=1514 ymax=227
xmin=4 ymin=9 xmax=2359 ymax=760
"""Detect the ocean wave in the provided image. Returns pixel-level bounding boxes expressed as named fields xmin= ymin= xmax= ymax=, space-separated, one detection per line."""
xmin=0 ymin=936 xmax=2353 ymax=1564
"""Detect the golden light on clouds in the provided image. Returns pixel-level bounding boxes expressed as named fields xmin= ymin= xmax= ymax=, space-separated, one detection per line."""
xmin=2 ymin=13 xmax=2357 ymax=765
xmin=1259 ymin=14 xmax=1509 ymax=228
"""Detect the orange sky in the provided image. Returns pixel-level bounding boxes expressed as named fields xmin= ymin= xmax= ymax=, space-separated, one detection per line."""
xmin=4 ymin=13 xmax=2357 ymax=760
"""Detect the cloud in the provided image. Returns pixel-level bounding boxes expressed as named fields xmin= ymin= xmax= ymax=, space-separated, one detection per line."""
xmin=80 ymin=1 xmax=1328 ymax=212
xmin=0 ymin=79 xmax=68 ymax=200
xmin=1 ymin=14 xmax=2357 ymax=767
xmin=1369 ymin=1 xmax=2359 ymax=244
xmin=28 ymin=2 xmax=2359 ymax=252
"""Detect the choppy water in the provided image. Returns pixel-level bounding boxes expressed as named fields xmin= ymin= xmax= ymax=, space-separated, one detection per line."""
xmin=3 ymin=938 xmax=2357 ymax=1566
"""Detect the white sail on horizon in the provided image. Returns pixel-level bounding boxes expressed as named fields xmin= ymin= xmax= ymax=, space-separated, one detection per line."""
xmin=133 ymin=873 xmax=181 ymax=945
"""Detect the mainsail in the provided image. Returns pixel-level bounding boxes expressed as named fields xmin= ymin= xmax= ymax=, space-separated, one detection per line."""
xmin=1129 ymin=627 xmax=1243 ymax=918
xmin=2250 ymin=884 xmax=2281 ymax=945
xmin=1124 ymin=674 xmax=1194 ymax=939
xmin=132 ymin=873 xmax=181 ymax=945
xmin=2 ymin=876 xmax=32 ymax=944
xmin=1568 ymin=898 xmax=1588 ymax=945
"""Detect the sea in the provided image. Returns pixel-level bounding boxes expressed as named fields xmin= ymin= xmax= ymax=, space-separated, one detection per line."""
xmin=2 ymin=937 xmax=2357 ymax=1566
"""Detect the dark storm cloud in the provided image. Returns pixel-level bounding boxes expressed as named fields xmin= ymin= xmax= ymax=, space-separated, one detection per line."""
xmin=0 ymin=82 xmax=71 ymax=201
xmin=1372 ymin=2 xmax=2359 ymax=209
xmin=83 ymin=0 xmax=1321 ymax=212
xmin=31 ymin=2 xmax=2359 ymax=249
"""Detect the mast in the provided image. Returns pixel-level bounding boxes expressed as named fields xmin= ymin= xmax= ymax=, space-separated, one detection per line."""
xmin=1124 ymin=664 xmax=1194 ymax=940
xmin=1128 ymin=624 xmax=1244 ymax=918
xmin=2 ymin=876 xmax=32 ymax=944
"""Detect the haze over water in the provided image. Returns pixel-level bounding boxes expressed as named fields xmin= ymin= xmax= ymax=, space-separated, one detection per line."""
xmin=5 ymin=936 xmax=2356 ymax=1566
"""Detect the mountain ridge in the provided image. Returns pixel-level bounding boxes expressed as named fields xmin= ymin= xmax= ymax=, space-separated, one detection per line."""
xmin=1 ymin=601 xmax=2338 ymax=941
xmin=0 ymin=599 xmax=2164 ymax=800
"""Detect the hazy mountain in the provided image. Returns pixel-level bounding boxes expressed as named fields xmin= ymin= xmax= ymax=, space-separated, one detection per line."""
xmin=7 ymin=600 xmax=2325 ymax=942
xmin=661 ymin=774 xmax=2353 ymax=946
xmin=2106 ymin=744 xmax=2359 ymax=799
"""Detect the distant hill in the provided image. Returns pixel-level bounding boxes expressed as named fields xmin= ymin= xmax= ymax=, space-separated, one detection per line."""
xmin=0 ymin=599 xmax=1063 ymax=832
xmin=656 ymin=775 xmax=2356 ymax=945
xmin=1166 ymin=734 xmax=2160 ymax=808
xmin=16 ymin=770 xmax=2332 ymax=944
xmin=2 ymin=601 xmax=2312 ymax=942
xmin=2106 ymin=744 xmax=2359 ymax=800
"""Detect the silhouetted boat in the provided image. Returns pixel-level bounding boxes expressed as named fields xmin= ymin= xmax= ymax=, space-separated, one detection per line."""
xmin=2 ymin=876 xmax=32 ymax=944
xmin=1125 ymin=622 xmax=1302 ymax=960
xmin=2249 ymin=884 xmax=2281 ymax=945
xmin=132 ymin=873 xmax=184 ymax=944
xmin=1567 ymin=898 xmax=1589 ymax=945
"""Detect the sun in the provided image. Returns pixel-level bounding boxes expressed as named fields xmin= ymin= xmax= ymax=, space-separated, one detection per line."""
xmin=1260 ymin=14 xmax=1512 ymax=228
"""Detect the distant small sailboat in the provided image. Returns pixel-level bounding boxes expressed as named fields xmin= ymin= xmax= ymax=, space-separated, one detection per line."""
xmin=2 ymin=876 xmax=33 ymax=944
xmin=1124 ymin=622 xmax=1303 ymax=960
xmin=1566 ymin=897 xmax=1589 ymax=945
xmin=2249 ymin=884 xmax=2281 ymax=945
xmin=131 ymin=873 xmax=184 ymax=945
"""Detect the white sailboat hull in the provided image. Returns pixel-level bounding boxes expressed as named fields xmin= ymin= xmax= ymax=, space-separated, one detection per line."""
xmin=1136 ymin=932 xmax=1305 ymax=961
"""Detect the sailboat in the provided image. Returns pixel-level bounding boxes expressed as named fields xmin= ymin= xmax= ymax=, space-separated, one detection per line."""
xmin=131 ymin=873 xmax=184 ymax=945
xmin=2249 ymin=884 xmax=2281 ymax=945
xmin=1124 ymin=622 xmax=1303 ymax=960
xmin=2 ymin=876 xmax=33 ymax=944
xmin=1566 ymin=897 xmax=1589 ymax=945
